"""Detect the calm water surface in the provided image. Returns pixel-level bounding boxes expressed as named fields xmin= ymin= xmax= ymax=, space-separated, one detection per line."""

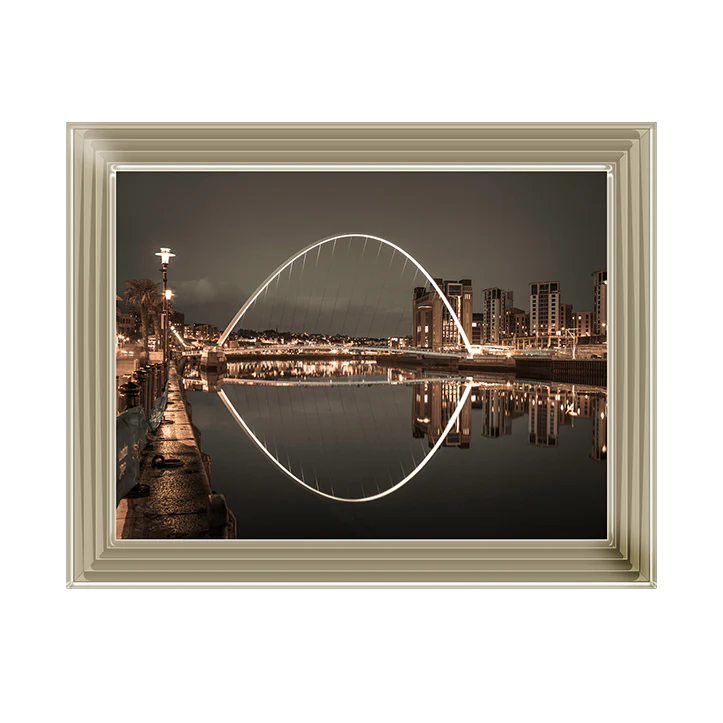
xmin=183 ymin=358 xmax=607 ymax=539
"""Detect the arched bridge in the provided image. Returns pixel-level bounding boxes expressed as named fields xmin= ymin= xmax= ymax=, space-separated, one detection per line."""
xmin=206 ymin=233 xmax=474 ymax=358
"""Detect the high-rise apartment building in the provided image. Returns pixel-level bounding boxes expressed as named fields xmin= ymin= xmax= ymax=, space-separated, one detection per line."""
xmin=413 ymin=279 xmax=473 ymax=350
xmin=592 ymin=270 xmax=607 ymax=338
xmin=481 ymin=288 xmax=513 ymax=343
xmin=529 ymin=281 xmax=561 ymax=341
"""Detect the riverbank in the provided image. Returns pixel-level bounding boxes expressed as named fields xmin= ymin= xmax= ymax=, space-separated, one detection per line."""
xmin=376 ymin=354 xmax=516 ymax=375
xmin=116 ymin=365 xmax=236 ymax=539
xmin=376 ymin=353 xmax=606 ymax=386
xmin=515 ymin=357 xmax=607 ymax=386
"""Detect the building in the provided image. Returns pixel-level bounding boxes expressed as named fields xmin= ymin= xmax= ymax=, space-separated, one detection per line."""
xmin=529 ymin=281 xmax=561 ymax=343
xmin=471 ymin=312 xmax=483 ymax=345
xmin=412 ymin=279 xmax=473 ymax=350
xmin=575 ymin=311 xmax=593 ymax=339
xmin=184 ymin=323 xmax=220 ymax=342
xmin=503 ymin=307 xmax=529 ymax=339
xmin=116 ymin=306 xmax=135 ymax=338
xmin=481 ymin=288 xmax=513 ymax=343
xmin=561 ymin=303 xmax=574 ymax=332
xmin=592 ymin=270 xmax=608 ymax=338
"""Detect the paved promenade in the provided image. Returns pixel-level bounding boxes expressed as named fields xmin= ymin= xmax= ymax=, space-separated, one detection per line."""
xmin=116 ymin=366 xmax=235 ymax=539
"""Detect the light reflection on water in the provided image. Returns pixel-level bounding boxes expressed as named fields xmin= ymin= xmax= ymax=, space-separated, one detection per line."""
xmin=182 ymin=358 xmax=607 ymax=539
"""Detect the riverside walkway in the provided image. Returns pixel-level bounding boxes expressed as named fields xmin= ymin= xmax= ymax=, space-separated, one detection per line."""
xmin=116 ymin=366 xmax=235 ymax=539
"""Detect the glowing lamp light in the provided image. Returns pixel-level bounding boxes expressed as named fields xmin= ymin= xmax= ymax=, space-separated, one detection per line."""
xmin=155 ymin=247 xmax=176 ymax=264
xmin=165 ymin=288 xmax=173 ymax=300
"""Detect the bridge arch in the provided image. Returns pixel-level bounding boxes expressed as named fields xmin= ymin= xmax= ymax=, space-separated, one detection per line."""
xmin=218 ymin=382 xmax=473 ymax=503
xmin=218 ymin=233 xmax=473 ymax=355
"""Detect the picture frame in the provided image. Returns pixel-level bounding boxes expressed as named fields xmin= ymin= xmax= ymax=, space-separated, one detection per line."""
xmin=67 ymin=122 xmax=655 ymax=588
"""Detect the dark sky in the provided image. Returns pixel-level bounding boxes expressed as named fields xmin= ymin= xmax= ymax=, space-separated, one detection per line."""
xmin=116 ymin=172 xmax=606 ymax=335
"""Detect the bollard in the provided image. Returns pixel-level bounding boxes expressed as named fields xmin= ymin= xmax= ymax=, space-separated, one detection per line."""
xmin=119 ymin=380 xmax=141 ymax=411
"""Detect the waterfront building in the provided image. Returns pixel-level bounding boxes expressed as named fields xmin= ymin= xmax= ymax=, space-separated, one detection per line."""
xmin=575 ymin=311 xmax=593 ymax=339
xmin=412 ymin=279 xmax=473 ymax=350
xmin=184 ymin=323 xmax=220 ymax=342
xmin=529 ymin=281 xmax=561 ymax=344
xmin=503 ymin=307 xmax=530 ymax=339
xmin=388 ymin=336 xmax=411 ymax=349
xmin=471 ymin=312 xmax=483 ymax=345
xmin=592 ymin=270 xmax=608 ymax=338
xmin=561 ymin=303 xmax=574 ymax=332
xmin=481 ymin=288 xmax=513 ymax=343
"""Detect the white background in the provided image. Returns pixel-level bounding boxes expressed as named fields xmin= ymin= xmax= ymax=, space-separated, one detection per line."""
xmin=2 ymin=1 xmax=720 ymax=721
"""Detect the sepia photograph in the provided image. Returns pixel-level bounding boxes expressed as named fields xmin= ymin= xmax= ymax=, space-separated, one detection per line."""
xmin=115 ymin=170 xmax=608 ymax=540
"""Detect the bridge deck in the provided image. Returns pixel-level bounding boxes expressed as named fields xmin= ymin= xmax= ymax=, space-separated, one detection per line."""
xmin=183 ymin=344 xmax=466 ymax=359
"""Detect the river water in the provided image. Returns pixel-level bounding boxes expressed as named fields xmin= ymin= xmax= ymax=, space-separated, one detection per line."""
xmin=182 ymin=358 xmax=607 ymax=539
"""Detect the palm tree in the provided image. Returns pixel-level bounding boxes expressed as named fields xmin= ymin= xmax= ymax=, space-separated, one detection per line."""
xmin=124 ymin=279 xmax=161 ymax=361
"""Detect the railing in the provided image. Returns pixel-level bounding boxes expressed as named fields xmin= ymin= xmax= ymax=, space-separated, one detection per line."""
xmin=182 ymin=344 xmax=467 ymax=359
xmin=116 ymin=362 xmax=169 ymax=416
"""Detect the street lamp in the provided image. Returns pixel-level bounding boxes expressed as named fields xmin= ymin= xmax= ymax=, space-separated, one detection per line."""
xmin=155 ymin=247 xmax=175 ymax=370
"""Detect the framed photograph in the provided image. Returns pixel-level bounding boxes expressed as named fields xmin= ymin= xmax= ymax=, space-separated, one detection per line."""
xmin=67 ymin=123 xmax=655 ymax=587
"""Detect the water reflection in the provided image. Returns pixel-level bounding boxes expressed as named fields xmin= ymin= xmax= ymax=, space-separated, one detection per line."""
xmin=181 ymin=358 xmax=607 ymax=504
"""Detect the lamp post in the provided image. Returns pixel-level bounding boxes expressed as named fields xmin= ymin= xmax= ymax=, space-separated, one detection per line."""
xmin=155 ymin=247 xmax=175 ymax=371
xmin=165 ymin=288 xmax=174 ymax=360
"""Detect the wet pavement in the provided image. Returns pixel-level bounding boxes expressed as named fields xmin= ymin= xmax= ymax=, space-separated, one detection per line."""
xmin=116 ymin=366 xmax=234 ymax=539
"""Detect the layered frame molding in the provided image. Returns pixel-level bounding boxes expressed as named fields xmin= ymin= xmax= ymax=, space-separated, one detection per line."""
xmin=67 ymin=123 xmax=656 ymax=588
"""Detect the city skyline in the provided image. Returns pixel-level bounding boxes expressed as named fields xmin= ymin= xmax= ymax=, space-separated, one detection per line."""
xmin=118 ymin=265 xmax=607 ymax=352
xmin=117 ymin=171 xmax=606 ymax=331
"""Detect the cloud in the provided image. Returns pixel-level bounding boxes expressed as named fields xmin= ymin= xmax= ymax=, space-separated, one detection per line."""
xmin=174 ymin=278 xmax=247 ymax=306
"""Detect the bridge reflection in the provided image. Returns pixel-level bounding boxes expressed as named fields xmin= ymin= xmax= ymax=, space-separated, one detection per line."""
xmin=181 ymin=359 xmax=607 ymax=502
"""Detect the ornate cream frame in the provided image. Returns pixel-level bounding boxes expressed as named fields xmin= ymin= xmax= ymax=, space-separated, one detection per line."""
xmin=67 ymin=123 xmax=655 ymax=588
